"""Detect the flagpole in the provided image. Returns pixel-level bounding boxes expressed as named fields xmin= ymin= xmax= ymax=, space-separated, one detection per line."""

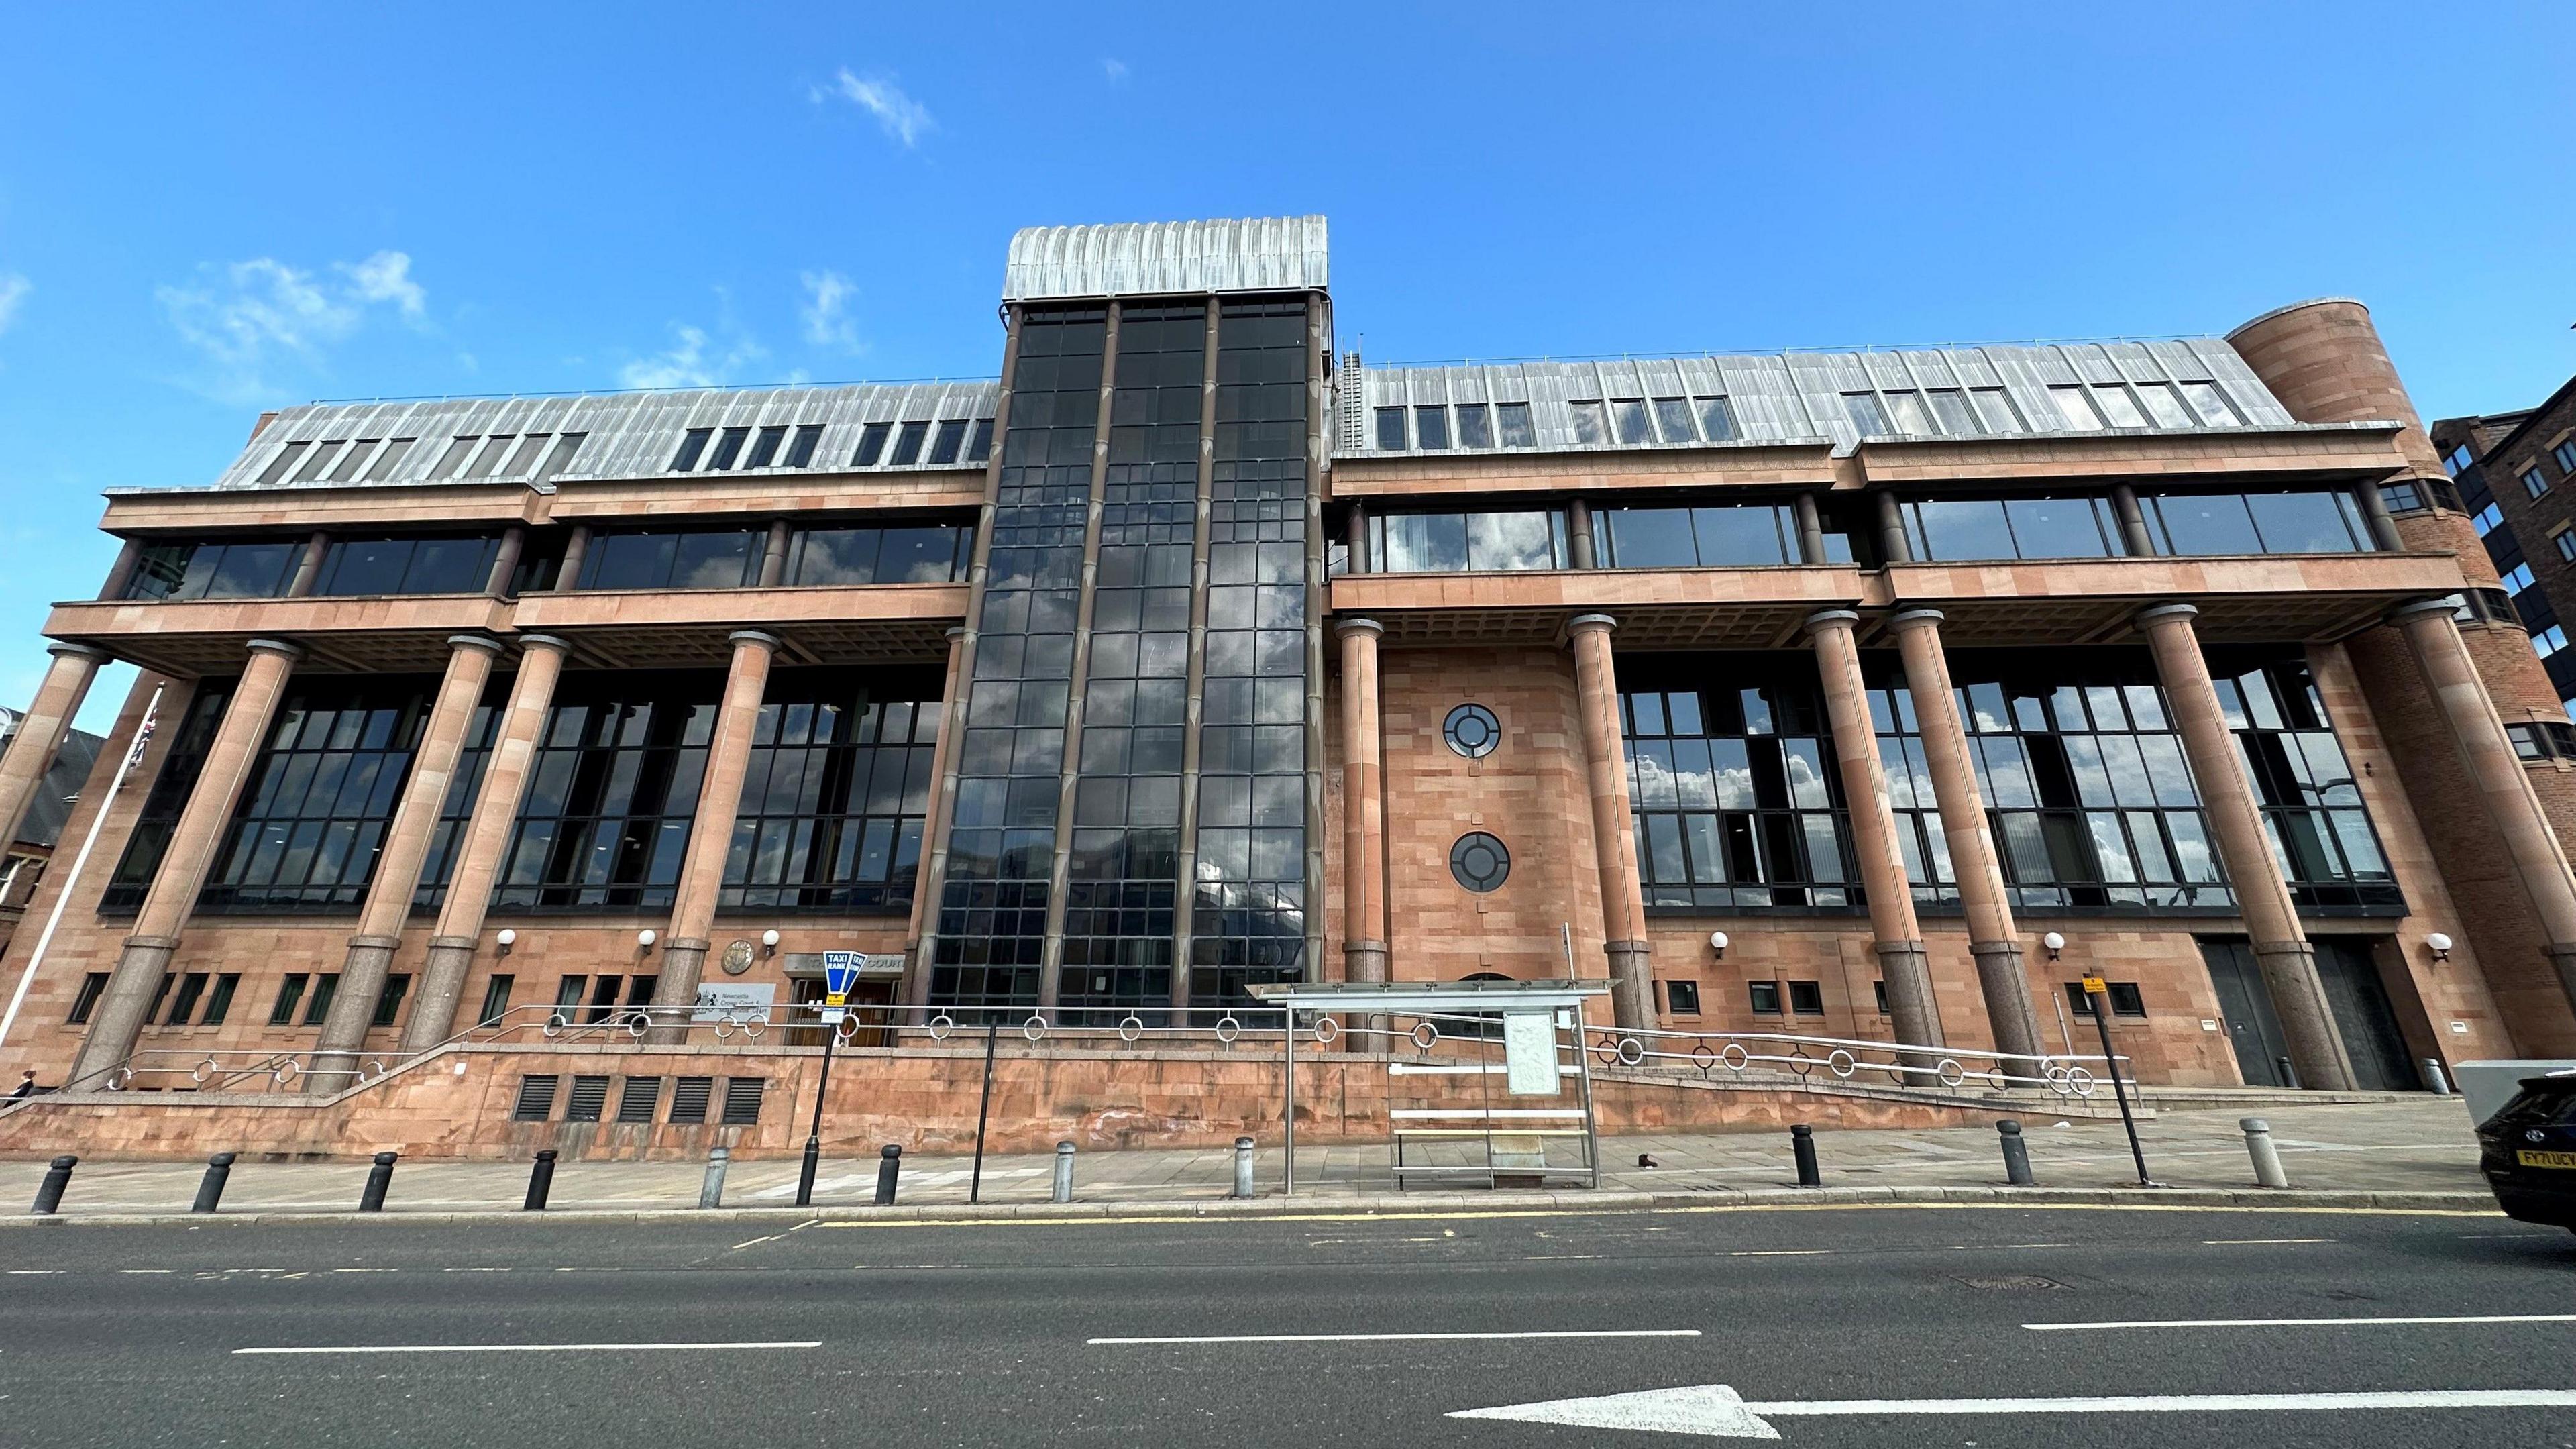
xmin=0 ymin=684 xmax=163 ymax=1061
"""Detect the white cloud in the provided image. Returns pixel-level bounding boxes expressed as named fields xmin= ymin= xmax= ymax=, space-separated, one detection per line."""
xmin=800 ymin=269 xmax=861 ymax=350
xmin=814 ymin=68 xmax=932 ymax=148
xmin=0 ymin=272 xmax=29 ymax=334
xmin=156 ymin=250 xmax=429 ymax=400
xmin=619 ymin=322 xmax=767 ymax=390
xmin=341 ymin=250 xmax=426 ymax=319
xmin=1102 ymin=58 xmax=1129 ymax=84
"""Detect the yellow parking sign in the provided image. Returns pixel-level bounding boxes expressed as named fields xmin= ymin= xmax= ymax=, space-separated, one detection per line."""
xmin=2081 ymin=975 xmax=2108 ymax=996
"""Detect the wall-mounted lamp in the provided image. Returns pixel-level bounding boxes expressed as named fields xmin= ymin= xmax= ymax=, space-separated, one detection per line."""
xmin=494 ymin=928 xmax=516 ymax=959
xmin=1707 ymin=931 xmax=1729 ymax=960
xmin=2426 ymin=932 xmax=2453 ymax=965
xmin=2041 ymin=931 xmax=2067 ymax=963
xmin=761 ymin=928 xmax=781 ymax=958
xmin=636 ymin=929 xmax=657 ymax=955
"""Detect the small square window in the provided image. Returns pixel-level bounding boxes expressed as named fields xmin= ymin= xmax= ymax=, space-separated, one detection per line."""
xmin=1496 ymin=402 xmax=1536 ymax=448
xmin=478 ymin=974 xmax=515 ymax=1028
xmin=2553 ymin=529 xmax=2575 ymax=564
xmin=2063 ymin=981 xmax=2147 ymax=1018
xmin=674 ymin=429 xmax=714 ymax=473
xmin=1664 ymin=979 xmax=1702 ymax=1014
xmin=1747 ymin=980 xmax=1783 ymax=1015
xmin=2524 ymin=466 xmax=2550 ymax=498
xmin=1612 ymin=398 xmax=1655 ymax=444
xmin=1695 ymin=396 xmax=1739 ymax=442
xmin=889 ymin=420 xmax=930 ymax=465
xmin=1653 ymin=397 xmax=1697 ymax=443
xmin=851 ymin=421 xmax=893 ymax=467
xmin=928 ymin=419 xmax=969 ymax=464
xmin=966 ymin=417 xmax=995 ymax=462
xmin=2443 ymin=443 xmax=2474 ymax=476
xmin=1871 ymin=980 xmax=1890 ymax=1015
xmin=1569 ymin=400 xmax=1610 ymax=445
xmin=1786 ymin=980 xmax=1825 ymax=1015
xmin=67 ymin=971 xmax=110 ymax=1024
xmin=1454 ymin=404 xmax=1492 ymax=448
xmin=2554 ymin=441 xmax=2576 ymax=476
xmin=709 ymin=426 xmax=750 ymax=470
xmin=1414 ymin=405 xmax=1450 ymax=449
xmin=784 ymin=424 xmax=823 ymax=468
xmin=1375 ymin=407 xmax=1407 ymax=450
xmin=745 ymin=425 xmax=787 ymax=469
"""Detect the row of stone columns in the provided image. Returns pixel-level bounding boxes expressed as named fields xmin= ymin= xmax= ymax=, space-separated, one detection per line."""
xmin=60 ymin=625 xmax=792 ymax=1085
xmin=1326 ymin=594 xmax=2576 ymax=1087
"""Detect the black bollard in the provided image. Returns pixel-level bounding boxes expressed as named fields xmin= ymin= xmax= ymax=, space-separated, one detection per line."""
xmin=1790 ymin=1124 xmax=1821 ymax=1188
xmin=358 ymin=1150 xmax=398 ymax=1212
xmin=193 ymin=1152 xmax=237 ymax=1214
xmin=2275 ymin=1055 xmax=2301 ymax=1091
xmin=523 ymin=1149 xmax=557 ymax=1211
xmin=794 ymin=1137 xmax=822 ymax=1208
xmin=1996 ymin=1120 xmax=2035 ymax=1186
xmin=873 ymin=1143 xmax=902 ymax=1205
xmin=30 ymin=1155 xmax=77 ymax=1214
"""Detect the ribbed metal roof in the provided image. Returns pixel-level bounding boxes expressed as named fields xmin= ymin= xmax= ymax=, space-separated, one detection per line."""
xmin=1004 ymin=217 xmax=1328 ymax=302
xmin=1340 ymin=339 xmax=2306 ymax=459
xmin=0 ymin=724 xmax=103 ymax=850
xmin=193 ymin=380 xmax=1000 ymax=493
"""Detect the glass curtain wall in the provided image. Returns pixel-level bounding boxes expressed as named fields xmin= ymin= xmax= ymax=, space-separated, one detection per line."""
xmin=719 ymin=669 xmax=942 ymax=913
xmin=197 ymin=678 xmax=435 ymax=912
xmin=1191 ymin=299 xmax=1311 ymax=1009
xmin=489 ymin=674 xmax=715 ymax=911
xmin=930 ymin=307 xmax=1103 ymax=1006
xmin=1060 ymin=303 xmax=1202 ymax=1018
xmin=2210 ymin=653 xmax=2402 ymax=912
xmin=1619 ymin=659 xmax=1858 ymax=911
xmin=101 ymin=680 xmax=238 ymax=912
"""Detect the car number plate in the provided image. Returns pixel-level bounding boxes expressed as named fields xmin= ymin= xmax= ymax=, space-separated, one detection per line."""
xmin=2515 ymin=1149 xmax=2576 ymax=1169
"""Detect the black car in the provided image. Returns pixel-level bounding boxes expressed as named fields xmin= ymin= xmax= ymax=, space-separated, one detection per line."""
xmin=2476 ymin=1073 xmax=2576 ymax=1232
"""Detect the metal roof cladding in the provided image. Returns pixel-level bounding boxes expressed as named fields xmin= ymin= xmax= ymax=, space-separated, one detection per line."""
xmin=1002 ymin=216 xmax=1330 ymax=301
xmin=191 ymin=380 xmax=1000 ymax=494
xmin=1340 ymin=340 xmax=2316 ymax=460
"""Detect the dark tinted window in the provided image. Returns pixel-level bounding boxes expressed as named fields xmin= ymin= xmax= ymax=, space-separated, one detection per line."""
xmin=1496 ymin=402 xmax=1535 ymax=448
xmin=746 ymin=425 xmax=787 ymax=469
xmin=1415 ymin=406 xmax=1450 ymax=449
xmin=890 ymin=420 xmax=930 ymax=466
xmin=1375 ymin=407 xmax=1407 ymax=450
xmin=708 ymin=427 xmax=749 ymax=470
xmin=852 ymin=422 xmax=892 ymax=466
xmin=785 ymin=424 xmax=823 ymax=468
xmin=580 ymin=529 xmax=761 ymax=590
xmin=928 ymin=419 xmax=968 ymax=464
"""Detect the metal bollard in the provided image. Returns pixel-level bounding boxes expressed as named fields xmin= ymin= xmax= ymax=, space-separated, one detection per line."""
xmin=1790 ymin=1124 xmax=1821 ymax=1188
xmin=873 ymin=1144 xmax=901 ymax=1205
xmin=1996 ymin=1120 xmax=2035 ymax=1187
xmin=2275 ymin=1055 xmax=2301 ymax=1091
xmin=358 ymin=1150 xmax=398 ymax=1212
xmin=30 ymin=1155 xmax=76 ymax=1214
xmin=1231 ymin=1136 xmax=1257 ymax=1199
xmin=698 ymin=1146 xmax=731 ymax=1209
xmin=2420 ymin=1057 xmax=2451 ymax=1095
xmin=2240 ymin=1118 xmax=2289 ymax=1189
xmin=1053 ymin=1142 xmax=1076 ymax=1204
xmin=193 ymin=1152 xmax=237 ymax=1214
xmin=523 ymin=1149 xmax=557 ymax=1211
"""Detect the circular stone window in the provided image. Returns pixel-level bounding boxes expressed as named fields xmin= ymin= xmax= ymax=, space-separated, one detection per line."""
xmin=1444 ymin=703 xmax=1501 ymax=758
xmin=1450 ymin=832 xmax=1511 ymax=893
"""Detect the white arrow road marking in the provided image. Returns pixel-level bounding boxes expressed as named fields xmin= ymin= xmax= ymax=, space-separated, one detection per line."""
xmin=1452 ymin=1386 xmax=2576 ymax=1438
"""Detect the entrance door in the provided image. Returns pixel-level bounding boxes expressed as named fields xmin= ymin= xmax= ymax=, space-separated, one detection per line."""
xmin=2314 ymin=938 xmax=2416 ymax=1091
xmin=2199 ymin=938 xmax=2292 ymax=1087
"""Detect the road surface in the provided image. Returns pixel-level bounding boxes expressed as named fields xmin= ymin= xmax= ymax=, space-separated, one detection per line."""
xmin=1 ymin=1203 xmax=2569 ymax=1446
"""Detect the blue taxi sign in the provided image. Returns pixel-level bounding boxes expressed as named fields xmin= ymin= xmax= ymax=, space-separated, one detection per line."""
xmin=822 ymin=951 xmax=865 ymax=998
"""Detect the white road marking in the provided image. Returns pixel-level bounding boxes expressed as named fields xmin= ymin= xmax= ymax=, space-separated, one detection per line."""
xmin=119 ymin=1269 xmax=172 ymax=1275
xmin=2027 ymin=1313 xmax=2576 ymax=1332
xmin=1091 ymin=1329 xmax=1700 ymax=1345
xmin=6 ymin=1270 xmax=64 ymax=1276
xmin=329 ymin=1267 xmax=398 ymax=1273
xmin=1453 ymin=1383 xmax=2576 ymax=1438
xmin=1725 ymin=1250 xmax=1830 ymax=1258
xmin=233 ymin=1341 xmax=821 ymax=1356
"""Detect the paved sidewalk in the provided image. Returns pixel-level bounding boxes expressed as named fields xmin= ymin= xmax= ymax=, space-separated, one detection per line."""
xmin=0 ymin=1098 xmax=2483 ymax=1218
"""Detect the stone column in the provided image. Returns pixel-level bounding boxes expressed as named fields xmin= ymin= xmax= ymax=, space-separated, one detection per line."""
xmin=484 ymin=526 xmax=525 ymax=596
xmin=1806 ymin=610 xmax=1942 ymax=1051
xmin=1566 ymin=500 xmax=1599 ymax=570
xmin=97 ymin=540 xmax=142 ymax=601
xmin=2110 ymin=485 xmax=2156 ymax=557
xmin=1792 ymin=495 xmax=1828 ymax=566
xmin=2390 ymin=598 xmax=2576 ymax=1014
xmin=286 ymin=531 xmax=330 ymax=596
xmin=1568 ymin=614 xmax=1653 ymax=1030
xmin=0 ymin=644 xmax=111 ymax=858
xmin=2355 ymin=485 xmax=2403 ymax=553
xmin=1874 ymin=493 xmax=1913 ymax=564
xmin=307 ymin=635 xmax=504 ymax=1091
xmin=401 ymin=635 xmax=570 ymax=1050
xmin=1336 ymin=619 xmax=1389 ymax=985
xmin=902 ymin=626 xmax=969 ymax=1008
xmin=2137 ymin=603 xmax=2357 ymax=1091
xmin=1886 ymin=610 xmax=2047 ymax=1062
xmin=757 ymin=520 xmax=792 ymax=587
xmin=647 ymin=629 xmax=779 ymax=1038
xmin=70 ymin=639 xmax=303 ymax=1083
xmin=555 ymin=526 xmax=591 ymax=590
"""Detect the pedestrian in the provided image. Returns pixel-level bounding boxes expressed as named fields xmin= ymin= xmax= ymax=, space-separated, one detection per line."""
xmin=9 ymin=1069 xmax=36 ymax=1099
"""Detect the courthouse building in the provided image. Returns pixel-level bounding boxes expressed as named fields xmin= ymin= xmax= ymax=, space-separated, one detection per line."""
xmin=2 ymin=217 xmax=2574 ymax=1117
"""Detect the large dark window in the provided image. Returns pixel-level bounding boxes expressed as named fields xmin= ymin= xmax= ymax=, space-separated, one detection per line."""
xmin=492 ymin=674 xmax=715 ymax=910
xmin=931 ymin=307 xmax=1102 ymax=1008
xmin=123 ymin=540 xmax=301 ymax=601
xmin=1622 ymin=661 xmax=1856 ymax=912
xmin=783 ymin=523 xmax=973 ymax=585
xmin=1869 ymin=654 xmax=2228 ymax=912
xmin=101 ymin=680 xmax=237 ymax=912
xmin=1191 ymin=298 xmax=1311 ymax=1011
xmin=411 ymin=693 xmax=504 ymax=912
xmin=576 ymin=528 xmax=763 ymax=590
xmin=1062 ymin=302 xmax=1203 ymax=1018
xmin=720 ymin=671 xmax=941 ymax=913
xmin=1902 ymin=497 xmax=2124 ymax=561
xmin=1368 ymin=511 xmax=1569 ymax=572
xmin=2141 ymin=490 xmax=2376 ymax=556
xmin=2212 ymin=653 xmax=2401 ymax=912
xmin=1599 ymin=505 xmax=1799 ymax=568
xmin=199 ymin=677 xmax=435 ymax=913
xmin=312 ymin=535 xmax=500 ymax=596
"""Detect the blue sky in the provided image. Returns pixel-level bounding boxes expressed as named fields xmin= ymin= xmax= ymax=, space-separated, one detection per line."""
xmin=3 ymin=2 xmax=2571 ymax=733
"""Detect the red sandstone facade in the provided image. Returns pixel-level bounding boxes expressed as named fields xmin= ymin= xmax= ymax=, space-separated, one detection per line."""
xmin=3 ymin=222 xmax=2573 ymax=1160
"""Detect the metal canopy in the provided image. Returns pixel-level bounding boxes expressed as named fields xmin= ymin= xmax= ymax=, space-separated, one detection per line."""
xmin=1248 ymin=979 xmax=1607 ymax=1013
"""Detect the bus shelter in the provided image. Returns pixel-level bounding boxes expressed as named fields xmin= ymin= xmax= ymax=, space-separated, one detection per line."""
xmin=1248 ymin=979 xmax=1610 ymax=1195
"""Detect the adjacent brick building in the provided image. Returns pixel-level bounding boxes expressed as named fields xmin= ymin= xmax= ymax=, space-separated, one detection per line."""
xmin=3 ymin=221 xmax=2573 ymax=1145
